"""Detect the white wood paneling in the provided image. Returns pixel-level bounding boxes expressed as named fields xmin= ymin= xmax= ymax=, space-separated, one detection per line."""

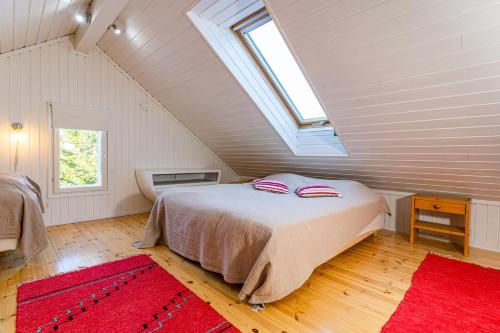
xmin=96 ymin=0 xmax=500 ymax=201
xmin=0 ymin=0 xmax=91 ymax=54
xmin=0 ymin=0 xmax=498 ymax=252
xmin=379 ymin=190 xmax=500 ymax=253
xmin=189 ymin=1 xmax=348 ymax=157
xmin=0 ymin=37 xmax=239 ymax=226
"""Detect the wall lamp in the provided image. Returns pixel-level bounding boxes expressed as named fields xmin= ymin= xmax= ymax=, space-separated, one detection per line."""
xmin=11 ymin=122 xmax=23 ymax=172
xmin=11 ymin=122 xmax=23 ymax=132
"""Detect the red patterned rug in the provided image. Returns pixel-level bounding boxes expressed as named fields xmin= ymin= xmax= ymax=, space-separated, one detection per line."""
xmin=382 ymin=253 xmax=500 ymax=333
xmin=17 ymin=255 xmax=240 ymax=333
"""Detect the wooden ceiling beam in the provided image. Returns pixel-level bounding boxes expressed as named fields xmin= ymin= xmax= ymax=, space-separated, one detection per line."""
xmin=72 ymin=0 xmax=129 ymax=54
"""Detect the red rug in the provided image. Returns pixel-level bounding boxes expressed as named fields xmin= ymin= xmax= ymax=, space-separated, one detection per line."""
xmin=17 ymin=255 xmax=240 ymax=333
xmin=382 ymin=253 xmax=500 ymax=333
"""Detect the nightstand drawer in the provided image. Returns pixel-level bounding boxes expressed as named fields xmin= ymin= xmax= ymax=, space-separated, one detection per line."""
xmin=414 ymin=199 xmax=466 ymax=214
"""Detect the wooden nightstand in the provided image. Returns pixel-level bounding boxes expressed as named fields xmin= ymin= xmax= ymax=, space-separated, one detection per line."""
xmin=239 ymin=178 xmax=255 ymax=184
xmin=410 ymin=194 xmax=471 ymax=256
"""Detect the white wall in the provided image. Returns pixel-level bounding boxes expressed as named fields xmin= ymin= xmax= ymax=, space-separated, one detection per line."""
xmin=0 ymin=37 xmax=239 ymax=226
xmin=379 ymin=190 xmax=500 ymax=253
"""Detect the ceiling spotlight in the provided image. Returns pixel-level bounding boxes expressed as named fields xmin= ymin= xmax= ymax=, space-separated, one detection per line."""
xmin=109 ymin=24 xmax=121 ymax=35
xmin=74 ymin=13 xmax=86 ymax=23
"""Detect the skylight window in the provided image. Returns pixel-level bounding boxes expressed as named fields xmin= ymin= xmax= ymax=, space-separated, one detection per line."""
xmin=234 ymin=10 xmax=328 ymax=126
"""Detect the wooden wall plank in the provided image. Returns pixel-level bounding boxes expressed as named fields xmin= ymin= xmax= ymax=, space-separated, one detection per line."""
xmin=0 ymin=38 xmax=239 ymax=226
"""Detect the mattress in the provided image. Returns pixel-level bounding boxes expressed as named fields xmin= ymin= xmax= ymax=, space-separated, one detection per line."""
xmin=0 ymin=239 xmax=18 ymax=252
xmin=140 ymin=173 xmax=390 ymax=303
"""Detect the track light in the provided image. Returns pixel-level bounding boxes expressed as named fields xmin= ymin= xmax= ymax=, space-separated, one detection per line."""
xmin=109 ymin=24 xmax=121 ymax=35
xmin=74 ymin=13 xmax=86 ymax=23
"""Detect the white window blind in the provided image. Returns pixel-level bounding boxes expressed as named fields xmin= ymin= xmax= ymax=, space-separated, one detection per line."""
xmin=51 ymin=103 xmax=112 ymax=131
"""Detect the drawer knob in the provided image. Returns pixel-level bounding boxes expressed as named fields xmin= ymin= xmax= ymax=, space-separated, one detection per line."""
xmin=433 ymin=204 xmax=441 ymax=209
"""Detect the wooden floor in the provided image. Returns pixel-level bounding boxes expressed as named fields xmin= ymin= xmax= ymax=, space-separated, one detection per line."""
xmin=1 ymin=214 xmax=499 ymax=333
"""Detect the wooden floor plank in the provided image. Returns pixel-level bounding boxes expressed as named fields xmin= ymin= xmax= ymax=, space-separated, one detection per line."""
xmin=1 ymin=213 xmax=498 ymax=333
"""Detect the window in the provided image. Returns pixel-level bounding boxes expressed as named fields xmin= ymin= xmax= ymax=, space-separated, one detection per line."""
xmin=234 ymin=9 xmax=329 ymax=126
xmin=189 ymin=2 xmax=347 ymax=156
xmin=53 ymin=128 xmax=107 ymax=193
xmin=50 ymin=103 xmax=111 ymax=195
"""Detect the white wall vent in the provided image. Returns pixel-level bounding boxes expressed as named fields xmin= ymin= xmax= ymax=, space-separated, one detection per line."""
xmin=135 ymin=169 xmax=221 ymax=201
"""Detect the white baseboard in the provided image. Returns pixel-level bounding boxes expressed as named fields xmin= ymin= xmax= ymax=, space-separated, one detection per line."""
xmin=45 ymin=208 xmax=150 ymax=227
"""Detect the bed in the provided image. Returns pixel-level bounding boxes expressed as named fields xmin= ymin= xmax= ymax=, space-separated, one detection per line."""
xmin=0 ymin=172 xmax=48 ymax=260
xmin=139 ymin=173 xmax=390 ymax=304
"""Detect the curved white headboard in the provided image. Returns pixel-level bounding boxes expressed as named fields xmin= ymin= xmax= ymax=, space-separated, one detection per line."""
xmin=135 ymin=169 xmax=221 ymax=201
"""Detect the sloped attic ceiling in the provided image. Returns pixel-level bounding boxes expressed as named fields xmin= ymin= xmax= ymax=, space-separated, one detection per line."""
xmin=0 ymin=0 xmax=90 ymax=53
xmin=96 ymin=0 xmax=500 ymax=201
xmin=0 ymin=0 xmax=498 ymax=200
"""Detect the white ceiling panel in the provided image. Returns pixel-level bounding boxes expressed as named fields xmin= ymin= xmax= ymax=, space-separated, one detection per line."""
xmin=96 ymin=0 xmax=500 ymax=201
xmin=0 ymin=0 xmax=91 ymax=54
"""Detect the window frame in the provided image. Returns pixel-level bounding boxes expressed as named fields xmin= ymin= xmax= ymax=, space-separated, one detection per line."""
xmin=233 ymin=9 xmax=330 ymax=128
xmin=52 ymin=128 xmax=108 ymax=194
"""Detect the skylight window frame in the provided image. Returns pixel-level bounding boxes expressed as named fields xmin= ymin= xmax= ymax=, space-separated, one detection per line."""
xmin=233 ymin=9 xmax=330 ymax=128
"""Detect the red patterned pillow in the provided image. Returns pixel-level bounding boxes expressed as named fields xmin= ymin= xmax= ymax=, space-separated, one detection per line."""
xmin=253 ymin=178 xmax=289 ymax=194
xmin=295 ymin=185 xmax=342 ymax=198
